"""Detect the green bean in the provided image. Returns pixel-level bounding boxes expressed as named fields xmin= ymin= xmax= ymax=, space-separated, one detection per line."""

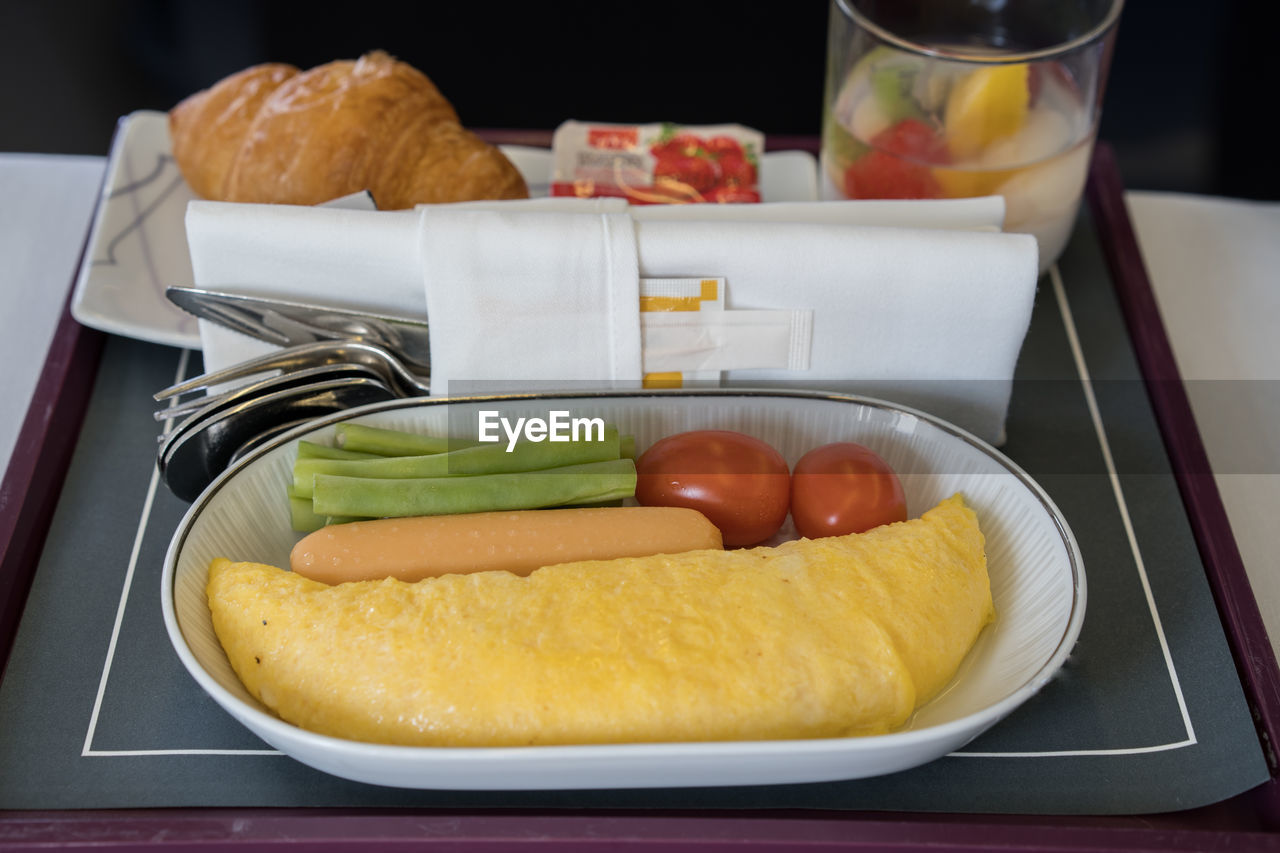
xmin=295 ymin=440 xmax=381 ymax=461
xmin=335 ymin=423 xmax=473 ymax=457
xmin=287 ymin=488 xmax=369 ymax=532
xmin=293 ymin=426 xmax=621 ymax=498
xmin=311 ymin=458 xmax=637 ymax=519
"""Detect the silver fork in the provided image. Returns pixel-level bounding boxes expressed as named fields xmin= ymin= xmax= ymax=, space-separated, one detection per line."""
xmin=153 ymin=361 xmax=390 ymax=423
xmin=153 ymin=339 xmax=432 ymax=414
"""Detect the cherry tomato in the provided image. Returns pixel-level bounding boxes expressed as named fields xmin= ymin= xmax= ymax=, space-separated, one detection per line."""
xmin=635 ymin=430 xmax=790 ymax=547
xmin=789 ymin=442 xmax=907 ymax=538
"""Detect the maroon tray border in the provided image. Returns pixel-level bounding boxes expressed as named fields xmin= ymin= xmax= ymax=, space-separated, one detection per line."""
xmin=1084 ymin=144 xmax=1280 ymax=817
xmin=0 ymin=255 xmax=106 ymax=684
xmin=2 ymin=142 xmax=1279 ymax=851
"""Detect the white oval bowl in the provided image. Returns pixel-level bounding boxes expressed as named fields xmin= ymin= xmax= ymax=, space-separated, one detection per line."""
xmin=162 ymin=389 xmax=1085 ymax=790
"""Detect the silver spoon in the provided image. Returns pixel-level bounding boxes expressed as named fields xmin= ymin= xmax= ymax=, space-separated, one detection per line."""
xmin=158 ymin=376 xmax=397 ymax=502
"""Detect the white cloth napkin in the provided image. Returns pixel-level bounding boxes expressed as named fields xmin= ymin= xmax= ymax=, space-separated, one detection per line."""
xmin=634 ymin=195 xmax=1007 ymax=230
xmin=187 ymin=201 xmax=423 ymax=373
xmin=636 ymin=217 xmax=1036 ymax=442
xmin=185 ymin=196 xmax=1037 ymax=444
xmin=431 ymin=194 xmax=1006 ymax=230
xmin=419 ymin=205 xmax=641 ymax=390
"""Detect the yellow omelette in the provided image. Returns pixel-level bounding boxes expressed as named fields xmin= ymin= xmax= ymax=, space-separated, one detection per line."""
xmin=206 ymin=494 xmax=993 ymax=746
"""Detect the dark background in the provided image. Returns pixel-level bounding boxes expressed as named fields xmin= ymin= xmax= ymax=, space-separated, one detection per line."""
xmin=1 ymin=0 xmax=1275 ymax=199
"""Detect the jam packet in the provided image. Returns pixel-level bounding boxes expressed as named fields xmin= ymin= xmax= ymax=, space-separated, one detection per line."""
xmin=551 ymin=121 xmax=764 ymax=204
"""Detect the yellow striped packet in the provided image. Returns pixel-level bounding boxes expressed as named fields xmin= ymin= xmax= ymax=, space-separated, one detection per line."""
xmin=639 ymin=277 xmax=725 ymax=389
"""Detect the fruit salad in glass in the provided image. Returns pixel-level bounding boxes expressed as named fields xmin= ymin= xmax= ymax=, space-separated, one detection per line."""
xmin=822 ymin=46 xmax=1099 ymax=270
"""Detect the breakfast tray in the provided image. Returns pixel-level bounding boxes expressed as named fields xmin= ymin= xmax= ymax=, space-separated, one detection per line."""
xmin=2 ymin=143 xmax=1279 ymax=849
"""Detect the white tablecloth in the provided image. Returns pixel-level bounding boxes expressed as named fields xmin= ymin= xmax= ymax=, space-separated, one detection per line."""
xmin=1125 ymin=191 xmax=1280 ymax=655
xmin=1 ymin=154 xmax=1277 ymax=657
xmin=0 ymin=154 xmax=105 ymax=472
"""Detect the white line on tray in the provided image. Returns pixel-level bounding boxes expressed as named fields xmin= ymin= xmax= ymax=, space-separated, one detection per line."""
xmin=949 ymin=262 xmax=1197 ymax=759
xmin=953 ymin=739 xmax=1196 ymax=759
xmin=86 ymin=272 xmax=1198 ymax=761
xmin=78 ymin=349 xmax=269 ymax=757
xmin=84 ymin=749 xmax=282 ymax=757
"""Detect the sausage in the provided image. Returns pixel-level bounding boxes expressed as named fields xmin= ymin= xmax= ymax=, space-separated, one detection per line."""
xmin=289 ymin=506 xmax=723 ymax=584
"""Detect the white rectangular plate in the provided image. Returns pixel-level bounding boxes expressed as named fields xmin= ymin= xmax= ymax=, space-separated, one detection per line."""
xmin=70 ymin=111 xmax=819 ymax=350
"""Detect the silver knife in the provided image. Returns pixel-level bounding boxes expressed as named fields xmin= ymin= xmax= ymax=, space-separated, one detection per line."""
xmin=165 ymin=286 xmax=431 ymax=376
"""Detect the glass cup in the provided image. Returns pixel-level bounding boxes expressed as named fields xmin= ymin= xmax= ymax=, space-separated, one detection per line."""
xmin=820 ymin=0 xmax=1123 ymax=271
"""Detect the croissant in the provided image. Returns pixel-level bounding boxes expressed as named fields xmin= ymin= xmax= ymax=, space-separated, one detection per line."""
xmin=169 ymin=51 xmax=528 ymax=209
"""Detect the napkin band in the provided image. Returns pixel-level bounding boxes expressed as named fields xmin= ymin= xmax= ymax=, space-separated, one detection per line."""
xmin=419 ymin=206 xmax=641 ymax=392
xmin=417 ymin=207 xmax=813 ymax=393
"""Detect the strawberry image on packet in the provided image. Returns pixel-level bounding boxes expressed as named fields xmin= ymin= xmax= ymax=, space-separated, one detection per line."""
xmin=550 ymin=121 xmax=764 ymax=204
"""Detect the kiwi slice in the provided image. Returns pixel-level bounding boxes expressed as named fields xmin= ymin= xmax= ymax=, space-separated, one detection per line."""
xmin=851 ymin=47 xmax=924 ymax=123
xmin=871 ymin=65 xmax=925 ymax=123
